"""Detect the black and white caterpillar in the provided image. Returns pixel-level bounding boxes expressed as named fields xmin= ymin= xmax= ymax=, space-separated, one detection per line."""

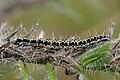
xmin=12 ymin=22 xmax=115 ymax=58
xmin=14 ymin=34 xmax=110 ymax=48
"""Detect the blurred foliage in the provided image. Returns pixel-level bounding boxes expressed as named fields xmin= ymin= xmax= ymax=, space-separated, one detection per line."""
xmin=78 ymin=44 xmax=116 ymax=80
xmin=7 ymin=0 xmax=120 ymax=38
xmin=0 ymin=0 xmax=120 ymax=80
xmin=81 ymin=44 xmax=111 ymax=67
xmin=45 ymin=63 xmax=57 ymax=80
xmin=18 ymin=61 xmax=30 ymax=80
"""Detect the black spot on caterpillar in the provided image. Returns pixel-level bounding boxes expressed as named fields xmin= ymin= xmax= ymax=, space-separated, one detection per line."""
xmin=14 ymin=34 xmax=110 ymax=48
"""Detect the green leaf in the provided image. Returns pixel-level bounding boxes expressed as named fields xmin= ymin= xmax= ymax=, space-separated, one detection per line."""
xmin=109 ymin=72 xmax=117 ymax=80
xmin=83 ymin=51 xmax=109 ymax=66
xmin=85 ymin=44 xmax=111 ymax=55
xmin=45 ymin=63 xmax=57 ymax=80
xmin=19 ymin=60 xmax=30 ymax=80
xmin=79 ymin=44 xmax=112 ymax=70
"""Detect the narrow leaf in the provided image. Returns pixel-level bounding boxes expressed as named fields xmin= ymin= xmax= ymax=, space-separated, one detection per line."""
xmin=46 ymin=63 xmax=57 ymax=80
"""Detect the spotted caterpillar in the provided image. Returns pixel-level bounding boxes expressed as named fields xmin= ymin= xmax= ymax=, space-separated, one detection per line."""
xmin=14 ymin=35 xmax=110 ymax=48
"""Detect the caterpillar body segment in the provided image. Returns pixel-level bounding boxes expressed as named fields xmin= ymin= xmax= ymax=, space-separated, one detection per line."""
xmin=14 ymin=34 xmax=110 ymax=48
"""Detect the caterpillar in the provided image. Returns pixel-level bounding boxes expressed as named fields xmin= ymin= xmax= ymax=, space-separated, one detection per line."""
xmin=14 ymin=34 xmax=110 ymax=48
xmin=13 ymin=21 xmax=115 ymax=58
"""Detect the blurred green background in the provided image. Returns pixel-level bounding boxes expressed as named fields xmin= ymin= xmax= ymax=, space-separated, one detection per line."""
xmin=0 ymin=0 xmax=120 ymax=80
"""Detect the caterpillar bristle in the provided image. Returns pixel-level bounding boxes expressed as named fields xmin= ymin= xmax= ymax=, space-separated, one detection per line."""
xmin=14 ymin=34 xmax=110 ymax=49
